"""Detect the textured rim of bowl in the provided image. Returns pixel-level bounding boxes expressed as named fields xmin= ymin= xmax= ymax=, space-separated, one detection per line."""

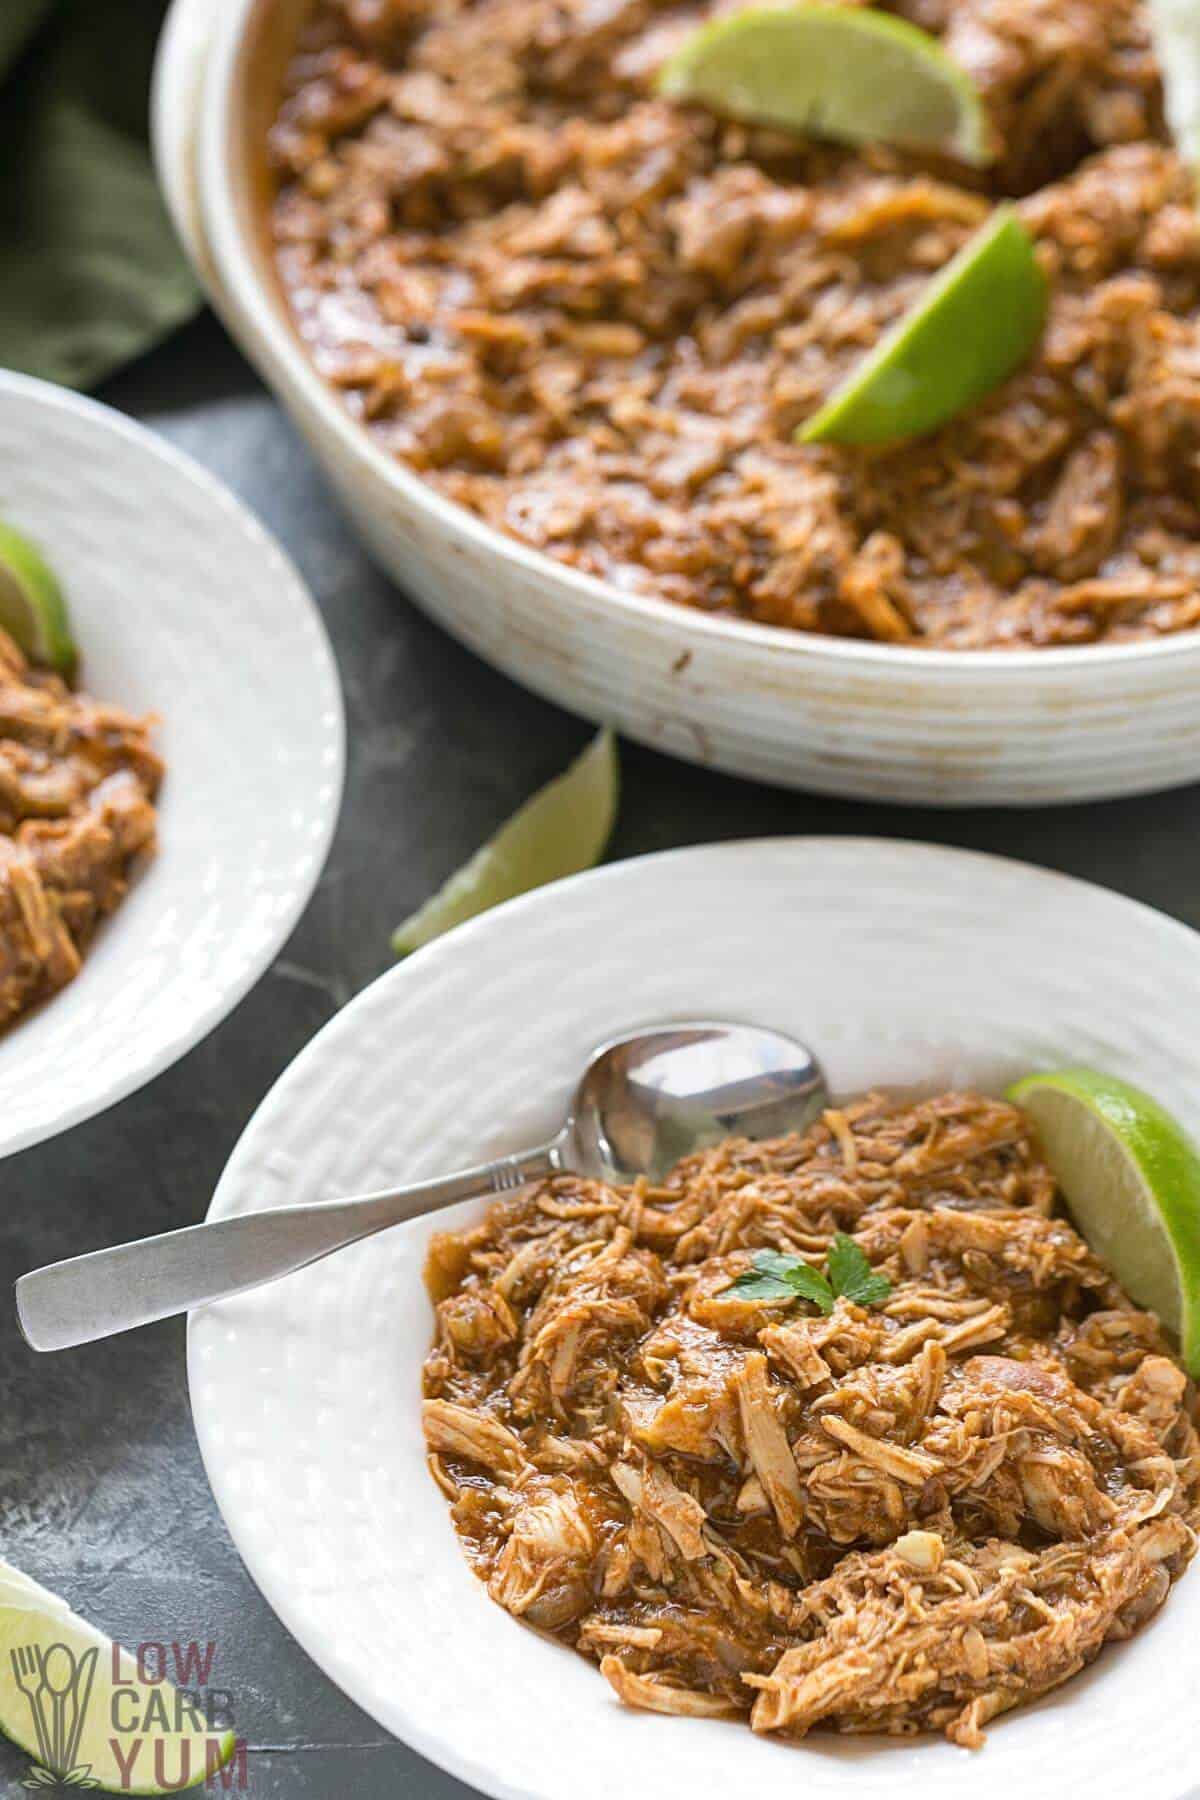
xmin=188 ymin=835 xmax=1200 ymax=1800
xmin=189 ymin=0 xmax=1200 ymax=686
xmin=0 ymin=369 xmax=346 ymax=1158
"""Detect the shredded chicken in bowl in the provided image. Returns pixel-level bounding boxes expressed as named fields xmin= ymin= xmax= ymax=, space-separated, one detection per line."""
xmin=0 ymin=628 xmax=162 ymax=1029
xmin=271 ymin=0 xmax=1200 ymax=648
xmin=422 ymin=1090 xmax=1200 ymax=1745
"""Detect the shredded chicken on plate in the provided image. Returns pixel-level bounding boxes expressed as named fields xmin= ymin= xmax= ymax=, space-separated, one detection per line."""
xmin=422 ymin=1091 xmax=1200 ymax=1745
xmin=271 ymin=0 xmax=1200 ymax=647
xmin=0 ymin=629 xmax=162 ymax=1028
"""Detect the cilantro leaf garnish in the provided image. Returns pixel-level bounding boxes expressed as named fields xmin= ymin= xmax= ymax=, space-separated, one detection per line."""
xmin=827 ymin=1232 xmax=894 ymax=1307
xmin=731 ymin=1235 xmax=892 ymax=1314
xmin=733 ymin=1251 xmax=835 ymax=1313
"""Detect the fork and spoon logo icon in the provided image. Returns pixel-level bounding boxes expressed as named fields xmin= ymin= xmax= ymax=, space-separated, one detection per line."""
xmin=9 ymin=1641 xmax=100 ymax=1789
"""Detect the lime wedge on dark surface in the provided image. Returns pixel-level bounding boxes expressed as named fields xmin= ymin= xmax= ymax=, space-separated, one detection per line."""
xmin=0 ymin=521 xmax=77 ymax=676
xmin=658 ymin=4 xmax=992 ymax=165
xmin=799 ymin=205 xmax=1046 ymax=447
xmin=393 ymin=729 xmax=619 ymax=954
xmin=1009 ymin=1067 xmax=1200 ymax=1374
xmin=0 ymin=1561 xmax=236 ymax=1792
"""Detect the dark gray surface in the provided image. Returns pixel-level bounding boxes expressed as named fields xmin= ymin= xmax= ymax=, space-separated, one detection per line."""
xmin=2 ymin=312 xmax=1199 ymax=1797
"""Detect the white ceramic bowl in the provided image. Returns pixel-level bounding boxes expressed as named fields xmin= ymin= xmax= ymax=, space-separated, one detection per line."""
xmin=191 ymin=838 xmax=1200 ymax=1800
xmin=153 ymin=0 xmax=1200 ymax=809
xmin=0 ymin=373 xmax=343 ymax=1158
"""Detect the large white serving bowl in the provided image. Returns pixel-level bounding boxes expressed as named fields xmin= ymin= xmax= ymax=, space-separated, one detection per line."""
xmin=0 ymin=373 xmax=343 ymax=1158
xmin=153 ymin=0 xmax=1200 ymax=808
xmin=190 ymin=838 xmax=1200 ymax=1800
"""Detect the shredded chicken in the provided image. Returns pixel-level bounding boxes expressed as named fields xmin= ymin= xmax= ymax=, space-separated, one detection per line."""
xmin=0 ymin=629 xmax=162 ymax=1027
xmin=422 ymin=1090 xmax=1200 ymax=1745
xmin=269 ymin=0 xmax=1200 ymax=648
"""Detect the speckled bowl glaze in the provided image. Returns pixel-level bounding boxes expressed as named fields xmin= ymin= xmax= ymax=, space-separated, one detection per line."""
xmin=189 ymin=838 xmax=1200 ymax=1800
xmin=155 ymin=0 xmax=1200 ymax=806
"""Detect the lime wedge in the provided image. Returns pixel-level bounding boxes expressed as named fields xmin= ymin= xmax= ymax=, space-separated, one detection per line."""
xmin=0 ymin=1570 xmax=71 ymax=1618
xmin=799 ymin=204 xmax=1045 ymax=446
xmin=0 ymin=522 xmax=76 ymax=676
xmin=658 ymin=4 xmax=992 ymax=165
xmin=0 ymin=1565 xmax=235 ymax=1793
xmin=1007 ymin=1068 xmax=1200 ymax=1374
xmin=392 ymin=728 xmax=619 ymax=954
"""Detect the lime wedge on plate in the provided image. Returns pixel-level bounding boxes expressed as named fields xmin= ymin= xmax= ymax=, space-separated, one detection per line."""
xmin=0 ymin=1563 xmax=235 ymax=1792
xmin=658 ymin=4 xmax=992 ymax=165
xmin=0 ymin=521 xmax=76 ymax=676
xmin=1008 ymin=1068 xmax=1200 ymax=1373
xmin=393 ymin=728 xmax=619 ymax=954
xmin=800 ymin=204 xmax=1045 ymax=446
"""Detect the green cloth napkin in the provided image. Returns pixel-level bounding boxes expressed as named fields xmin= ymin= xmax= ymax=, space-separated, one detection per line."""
xmin=0 ymin=0 xmax=200 ymax=389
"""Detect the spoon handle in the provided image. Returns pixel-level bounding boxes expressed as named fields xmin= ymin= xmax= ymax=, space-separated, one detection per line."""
xmin=15 ymin=1140 xmax=565 ymax=1353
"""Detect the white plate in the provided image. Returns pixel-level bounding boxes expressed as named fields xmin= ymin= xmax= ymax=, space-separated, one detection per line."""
xmin=151 ymin=0 xmax=1200 ymax=808
xmin=0 ymin=372 xmax=344 ymax=1157
xmin=191 ymin=839 xmax=1200 ymax=1800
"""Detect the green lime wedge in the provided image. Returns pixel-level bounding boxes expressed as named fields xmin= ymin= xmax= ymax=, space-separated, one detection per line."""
xmin=658 ymin=4 xmax=992 ymax=165
xmin=0 ymin=1570 xmax=71 ymax=1619
xmin=392 ymin=727 xmax=619 ymax=954
xmin=0 ymin=1569 xmax=235 ymax=1793
xmin=1007 ymin=1068 xmax=1200 ymax=1374
xmin=0 ymin=522 xmax=77 ymax=676
xmin=799 ymin=204 xmax=1045 ymax=447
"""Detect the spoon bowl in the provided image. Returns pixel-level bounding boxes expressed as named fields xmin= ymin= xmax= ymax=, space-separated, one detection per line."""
xmin=568 ymin=1021 xmax=827 ymax=1183
xmin=40 ymin=1645 xmax=76 ymax=1697
xmin=15 ymin=1019 xmax=827 ymax=1352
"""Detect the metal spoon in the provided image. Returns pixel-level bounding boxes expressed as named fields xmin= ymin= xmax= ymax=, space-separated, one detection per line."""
xmin=14 ymin=1020 xmax=826 ymax=1353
